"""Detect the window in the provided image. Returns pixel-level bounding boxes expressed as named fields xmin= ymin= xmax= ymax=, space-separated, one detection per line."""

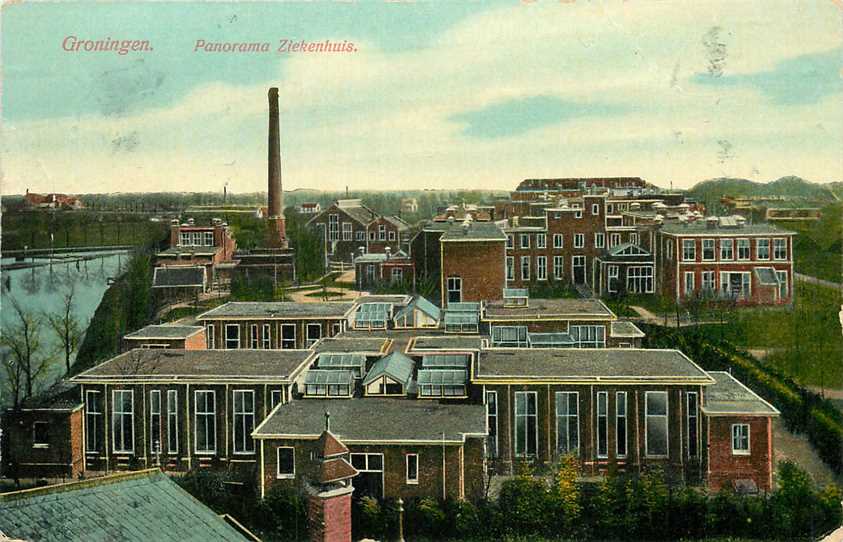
xmin=328 ymin=214 xmax=339 ymax=241
xmin=486 ymin=391 xmax=498 ymax=458
xmin=630 ymin=232 xmax=639 ymax=245
xmin=553 ymin=234 xmax=563 ymax=249
xmin=607 ymin=203 xmax=614 ymax=214
xmin=32 ymin=422 xmax=49 ymax=447
xmin=355 ymin=230 xmax=366 ymax=241
xmin=626 ymin=266 xmax=654 ymax=294
xmin=520 ymin=256 xmax=530 ymax=281
xmin=270 ymin=389 xmax=284 ymax=409
xmin=536 ymin=233 xmax=546 ymax=249
xmin=306 ymin=324 xmax=322 ymax=347
xmin=608 ymin=265 xmax=619 ymax=293
xmin=233 ymin=390 xmax=255 ymax=454
xmin=191 ymin=232 xmax=202 ymax=246
xmin=574 ymin=234 xmax=585 ymax=248
xmin=368 ymin=231 xmax=376 ymax=241
xmin=85 ymin=391 xmax=102 ymax=453
xmin=610 ymin=233 xmax=621 ymax=247
xmin=774 ymin=238 xmax=787 ymax=260
xmin=720 ymin=271 xmax=751 ymax=299
xmin=757 ymin=238 xmax=770 ymax=260
xmin=491 ymin=326 xmax=528 ymax=347
xmin=342 ymin=223 xmax=352 ymax=241
xmin=682 ymin=239 xmax=696 ymax=261
xmin=616 ymin=392 xmax=627 ymax=458
xmin=332 ymin=322 xmax=343 ymax=335
xmin=574 ymin=210 xmax=582 ymax=219
xmin=737 ymin=238 xmax=750 ymax=260
xmin=179 ymin=232 xmax=190 ymax=246
xmin=731 ymin=424 xmax=750 ymax=455
xmin=378 ymin=225 xmax=386 ymax=241
xmin=571 ymin=325 xmax=605 ymax=348
xmin=594 ymin=233 xmax=605 ymax=248
xmin=389 ymin=230 xmax=397 ymax=242
xmin=592 ymin=203 xmax=600 ymax=215
xmin=167 ymin=390 xmax=178 ymax=455
xmin=702 ymin=239 xmax=715 ymax=261
xmin=447 ymin=277 xmax=462 ymax=303
xmin=280 ymin=324 xmax=296 ymax=349
xmin=776 ymin=270 xmax=789 ymax=300
xmin=350 ymin=453 xmax=383 ymax=472
xmin=553 ymin=256 xmax=564 ymax=280
xmin=520 ymin=234 xmax=530 ymax=249
xmin=406 ymin=454 xmax=419 ymax=484
xmin=149 ymin=390 xmax=162 ymax=455
xmin=206 ymin=324 xmax=215 ymax=349
xmin=536 ymin=256 xmax=547 ymax=280
xmin=684 ymin=271 xmax=695 ymax=296
xmin=250 ymin=324 xmax=259 ymax=349
xmin=204 ymin=231 xmax=214 ymax=246
xmin=701 ymin=271 xmax=716 ymax=292
xmin=277 ymin=447 xmax=295 ymax=478
xmin=514 ymin=392 xmax=538 ymax=457
xmin=225 ymin=324 xmax=240 ymax=349
xmin=112 ymin=390 xmax=134 ymax=454
xmin=506 ymin=257 xmax=514 ymax=281
xmin=506 ymin=234 xmax=514 ymax=249
xmin=645 ymin=391 xmax=668 ymax=457
xmin=720 ymin=239 xmax=734 ymax=261
xmin=555 ymin=392 xmax=579 ymax=456
xmin=195 ymin=390 xmax=216 ymax=454
xmin=262 ymin=324 xmax=271 ymax=349
xmin=687 ymin=392 xmax=698 ymax=458
xmin=596 ymin=392 xmax=608 ymax=458
xmin=666 ymin=240 xmax=674 ymax=260
xmin=391 ymin=268 xmax=403 ymax=284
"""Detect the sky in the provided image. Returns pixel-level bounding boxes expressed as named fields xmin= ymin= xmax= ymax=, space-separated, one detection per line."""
xmin=1 ymin=1 xmax=841 ymax=195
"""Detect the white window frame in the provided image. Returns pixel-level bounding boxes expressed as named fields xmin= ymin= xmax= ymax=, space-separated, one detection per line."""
xmin=270 ymin=389 xmax=284 ymax=409
xmin=378 ymin=224 xmax=386 ymax=241
xmin=232 ymin=389 xmax=255 ymax=454
xmin=167 ymin=389 xmax=178 ymax=455
xmin=773 ymin=238 xmax=787 ymax=260
xmin=341 ymin=222 xmax=352 ymax=241
xmin=536 ymin=233 xmax=546 ymax=249
xmin=665 ymin=240 xmax=674 ymax=260
xmin=112 ymin=389 xmax=134 ymax=455
xmin=447 ymin=276 xmax=462 ymax=303
xmin=204 ymin=231 xmax=214 ymax=246
xmin=514 ymin=391 xmax=538 ymax=458
xmin=607 ymin=265 xmax=619 ymax=293
xmin=486 ymin=391 xmax=498 ymax=459
xmin=701 ymin=271 xmax=716 ymax=292
xmin=225 ymin=324 xmax=240 ymax=350
xmin=520 ymin=234 xmax=530 ymax=249
xmin=206 ymin=324 xmax=215 ymax=349
xmin=520 ymin=256 xmax=530 ymax=281
xmin=277 ymin=446 xmax=295 ymax=479
xmin=328 ymin=214 xmax=339 ymax=241
xmin=630 ymin=232 xmax=639 ymax=245
xmin=355 ymin=230 xmax=366 ymax=242
xmin=262 ymin=323 xmax=271 ymax=349
xmin=149 ymin=390 xmax=162 ymax=455
xmin=506 ymin=256 xmax=515 ymax=281
xmin=388 ymin=230 xmax=396 ymax=242
xmin=506 ymin=234 xmax=514 ymax=249
xmin=776 ymin=270 xmax=789 ymax=300
xmin=684 ymin=271 xmax=695 ymax=296
xmin=553 ymin=256 xmax=564 ymax=280
xmin=645 ymin=391 xmax=669 ymax=458
xmin=306 ymin=323 xmax=322 ymax=347
xmin=682 ymin=239 xmax=696 ymax=261
xmin=194 ymin=390 xmax=216 ymax=455
xmin=280 ymin=323 xmax=296 ymax=349
xmin=596 ymin=391 xmax=608 ymax=459
xmin=757 ymin=238 xmax=770 ymax=260
xmin=536 ymin=256 xmax=547 ymax=281
xmin=85 ymin=390 xmax=102 ymax=454
xmin=250 ymin=324 xmax=259 ymax=349
xmin=594 ymin=233 xmax=605 ymax=249
xmin=720 ymin=239 xmax=734 ymax=261
xmin=731 ymin=424 xmax=750 ymax=455
xmin=627 ymin=266 xmax=654 ymax=294
xmin=553 ymin=234 xmax=563 ymax=249
xmin=610 ymin=233 xmax=621 ymax=247
xmin=616 ymin=391 xmax=627 ymax=458
xmin=737 ymin=238 xmax=751 ymax=260
xmin=574 ymin=233 xmax=585 ymax=249
xmin=405 ymin=453 xmax=419 ymax=485
xmin=702 ymin=239 xmax=715 ymax=261
xmin=687 ymin=391 xmax=698 ymax=458
xmin=592 ymin=203 xmax=600 ymax=215
xmin=555 ymin=391 xmax=579 ymax=456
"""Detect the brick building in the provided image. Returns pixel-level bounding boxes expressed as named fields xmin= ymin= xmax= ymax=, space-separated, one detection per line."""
xmin=655 ymin=217 xmax=795 ymax=305
xmin=155 ymin=219 xmax=237 ymax=279
xmin=197 ymin=302 xmax=356 ymax=350
xmin=70 ymin=349 xmax=315 ymax=477
xmin=354 ymin=250 xmax=415 ymax=291
xmin=122 ymin=325 xmax=207 ymax=351
xmin=439 ymin=221 xmax=507 ymax=307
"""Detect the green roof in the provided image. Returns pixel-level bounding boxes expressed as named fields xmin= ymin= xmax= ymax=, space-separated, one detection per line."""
xmin=304 ymin=370 xmax=354 ymax=386
xmin=0 ymin=470 xmax=248 ymax=541
xmin=317 ymin=353 xmax=367 ymax=370
xmin=421 ymin=354 xmax=470 ymax=369
xmin=417 ymin=369 xmax=467 ymax=385
xmin=444 ymin=312 xmax=479 ymax=325
xmin=363 ymin=352 xmax=414 ymax=386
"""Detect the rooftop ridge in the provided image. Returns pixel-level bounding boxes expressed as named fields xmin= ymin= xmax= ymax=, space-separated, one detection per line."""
xmin=0 ymin=468 xmax=161 ymax=502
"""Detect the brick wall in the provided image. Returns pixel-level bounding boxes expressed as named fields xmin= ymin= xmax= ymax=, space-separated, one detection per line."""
xmin=204 ymin=318 xmax=345 ymax=350
xmin=704 ymin=415 xmax=774 ymax=492
xmin=309 ymin=490 xmax=352 ymax=542
xmin=1 ymin=408 xmax=84 ymax=479
xmin=441 ymin=240 xmax=505 ymax=306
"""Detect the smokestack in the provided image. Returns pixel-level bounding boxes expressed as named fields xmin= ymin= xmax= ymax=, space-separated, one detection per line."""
xmin=267 ymin=88 xmax=282 ymax=218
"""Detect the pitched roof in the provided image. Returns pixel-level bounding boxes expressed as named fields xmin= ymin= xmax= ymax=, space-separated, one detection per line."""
xmin=363 ymin=352 xmax=414 ymax=386
xmin=483 ymin=298 xmax=615 ymax=321
xmin=607 ymin=243 xmax=651 ymax=257
xmin=317 ymin=430 xmax=349 ymax=458
xmin=0 ymin=470 xmax=248 ymax=541
xmin=475 ymin=348 xmax=714 ymax=384
xmin=610 ymin=321 xmax=645 ymax=338
xmin=198 ymin=301 xmax=355 ymax=320
xmin=320 ymin=457 xmax=358 ymax=484
xmin=254 ymin=399 xmax=486 ymax=443
xmin=381 ymin=215 xmax=410 ymax=230
xmin=152 ymin=266 xmax=205 ymax=288
xmin=72 ymin=349 xmax=314 ymax=383
xmin=702 ymin=371 xmax=780 ymax=416
xmin=124 ymin=325 xmax=204 ymax=340
xmin=754 ymin=267 xmax=780 ymax=286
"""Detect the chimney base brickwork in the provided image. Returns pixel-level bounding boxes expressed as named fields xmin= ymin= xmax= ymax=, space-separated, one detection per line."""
xmin=308 ymin=486 xmax=353 ymax=542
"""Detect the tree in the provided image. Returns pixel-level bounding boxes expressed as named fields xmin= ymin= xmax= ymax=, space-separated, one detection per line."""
xmin=45 ymin=283 xmax=84 ymax=374
xmin=0 ymin=297 xmax=52 ymax=406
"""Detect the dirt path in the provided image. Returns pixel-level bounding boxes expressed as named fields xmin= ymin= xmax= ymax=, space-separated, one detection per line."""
xmin=773 ymin=418 xmax=841 ymax=488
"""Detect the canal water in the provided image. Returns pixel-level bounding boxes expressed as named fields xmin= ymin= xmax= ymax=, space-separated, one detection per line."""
xmin=0 ymin=251 xmax=129 ymax=403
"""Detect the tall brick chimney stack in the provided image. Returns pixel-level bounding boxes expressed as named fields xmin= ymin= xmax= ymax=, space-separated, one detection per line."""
xmin=266 ymin=87 xmax=287 ymax=248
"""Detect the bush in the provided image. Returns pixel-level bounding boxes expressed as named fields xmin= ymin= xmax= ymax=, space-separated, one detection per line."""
xmin=353 ymin=496 xmax=383 ymax=540
xmin=263 ymin=485 xmax=308 ymax=540
xmin=497 ymin=473 xmax=551 ymax=536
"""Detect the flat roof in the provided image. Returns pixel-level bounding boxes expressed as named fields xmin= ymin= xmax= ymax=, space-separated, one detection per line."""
xmin=483 ymin=298 xmax=615 ymax=321
xmin=610 ymin=321 xmax=645 ymax=338
xmin=124 ymin=325 xmax=204 ymax=340
xmin=659 ymin=222 xmax=794 ymax=236
xmin=440 ymin=222 xmax=507 ymax=242
xmin=355 ymin=294 xmax=413 ymax=306
xmin=197 ymin=301 xmax=355 ymax=320
xmin=474 ymin=348 xmax=714 ymax=384
xmin=72 ymin=349 xmax=314 ymax=383
xmin=407 ymin=336 xmax=486 ymax=352
xmin=254 ymin=399 xmax=486 ymax=443
xmin=702 ymin=371 xmax=780 ymax=416
xmin=311 ymin=337 xmax=391 ymax=354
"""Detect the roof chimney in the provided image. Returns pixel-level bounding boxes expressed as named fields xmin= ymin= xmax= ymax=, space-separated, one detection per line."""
xmin=267 ymin=88 xmax=283 ymax=218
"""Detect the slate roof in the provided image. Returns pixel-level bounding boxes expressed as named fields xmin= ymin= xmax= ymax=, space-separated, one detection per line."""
xmin=659 ymin=222 xmax=794 ymax=235
xmin=475 ymin=349 xmax=714 ymax=383
xmin=254 ymin=399 xmax=486 ymax=443
xmin=0 ymin=469 xmax=248 ymax=541
xmin=197 ymin=301 xmax=355 ymax=320
xmin=407 ymin=336 xmax=485 ymax=351
xmin=152 ymin=266 xmax=205 ymax=288
xmin=381 ymin=215 xmax=410 ymax=231
xmin=72 ymin=349 xmax=314 ymax=383
xmin=702 ymin=371 xmax=780 ymax=416
xmin=440 ymin=222 xmax=507 ymax=242
xmin=483 ymin=298 xmax=615 ymax=320
xmin=311 ymin=337 xmax=391 ymax=354
xmin=610 ymin=321 xmax=645 ymax=338
xmin=124 ymin=325 xmax=204 ymax=340
xmin=363 ymin=352 xmax=414 ymax=386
